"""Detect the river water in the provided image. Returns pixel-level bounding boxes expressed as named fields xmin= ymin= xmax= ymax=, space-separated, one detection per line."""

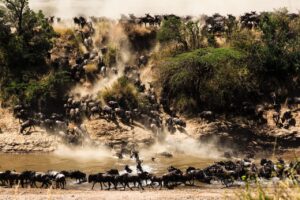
xmin=0 ymin=151 xmax=216 ymax=176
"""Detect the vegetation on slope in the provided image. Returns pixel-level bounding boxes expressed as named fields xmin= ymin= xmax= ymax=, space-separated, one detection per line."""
xmin=0 ymin=0 xmax=72 ymax=110
xmin=157 ymin=9 xmax=300 ymax=114
xmin=159 ymin=47 xmax=249 ymax=112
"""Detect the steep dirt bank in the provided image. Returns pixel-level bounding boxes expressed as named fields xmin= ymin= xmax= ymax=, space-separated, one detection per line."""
xmin=0 ymin=108 xmax=60 ymax=153
xmin=1 ymin=104 xmax=300 ymax=155
xmin=0 ymin=107 xmax=155 ymax=153
xmin=187 ymin=116 xmax=300 ymax=157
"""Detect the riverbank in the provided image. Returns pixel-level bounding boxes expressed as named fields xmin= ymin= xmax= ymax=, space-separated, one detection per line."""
xmin=1 ymin=106 xmax=300 ymax=156
xmin=1 ymin=185 xmax=300 ymax=200
xmin=0 ymin=187 xmax=237 ymax=200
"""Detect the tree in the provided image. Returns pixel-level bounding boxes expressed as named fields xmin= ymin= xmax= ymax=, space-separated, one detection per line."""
xmin=225 ymin=14 xmax=238 ymax=38
xmin=0 ymin=0 xmax=57 ymax=106
xmin=184 ymin=21 xmax=201 ymax=50
xmin=1 ymin=1 xmax=55 ymax=73
xmin=247 ymin=9 xmax=300 ymax=78
xmin=157 ymin=16 xmax=188 ymax=50
xmin=1 ymin=0 xmax=29 ymax=35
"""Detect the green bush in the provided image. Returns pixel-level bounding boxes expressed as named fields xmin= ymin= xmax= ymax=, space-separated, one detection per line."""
xmin=3 ymin=70 xmax=72 ymax=111
xmin=159 ymin=47 xmax=251 ymax=112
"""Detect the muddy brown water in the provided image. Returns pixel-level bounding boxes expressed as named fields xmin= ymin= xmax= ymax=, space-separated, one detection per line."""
xmin=0 ymin=148 xmax=298 ymax=190
xmin=0 ymin=153 xmax=216 ymax=176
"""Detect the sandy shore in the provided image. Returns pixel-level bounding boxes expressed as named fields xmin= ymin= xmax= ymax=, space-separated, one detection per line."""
xmin=0 ymin=188 xmax=239 ymax=200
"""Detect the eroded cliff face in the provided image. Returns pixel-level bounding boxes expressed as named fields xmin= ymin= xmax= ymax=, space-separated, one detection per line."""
xmin=0 ymin=108 xmax=60 ymax=153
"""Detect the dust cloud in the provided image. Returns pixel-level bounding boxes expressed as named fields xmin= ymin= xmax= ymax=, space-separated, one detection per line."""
xmin=70 ymin=22 xmax=133 ymax=98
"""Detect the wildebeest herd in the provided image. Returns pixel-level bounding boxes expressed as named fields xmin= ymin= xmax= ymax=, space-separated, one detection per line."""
xmin=11 ymin=14 xmax=188 ymax=143
xmin=0 ymin=158 xmax=299 ymax=190
xmin=14 ymin=12 xmax=300 ymax=140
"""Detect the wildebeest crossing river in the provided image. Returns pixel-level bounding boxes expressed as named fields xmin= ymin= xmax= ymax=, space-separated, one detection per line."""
xmin=0 ymin=153 xmax=216 ymax=177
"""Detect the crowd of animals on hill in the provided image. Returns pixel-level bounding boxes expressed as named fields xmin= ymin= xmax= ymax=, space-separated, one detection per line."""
xmin=10 ymin=14 xmax=193 ymax=145
xmin=11 ymin=13 xmax=300 ymax=147
xmin=45 ymin=11 xmax=300 ymax=34
xmin=0 ymin=157 xmax=299 ymax=190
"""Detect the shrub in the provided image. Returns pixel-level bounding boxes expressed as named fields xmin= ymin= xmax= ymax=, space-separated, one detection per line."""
xmin=3 ymin=70 xmax=72 ymax=112
xmin=158 ymin=47 xmax=251 ymax=113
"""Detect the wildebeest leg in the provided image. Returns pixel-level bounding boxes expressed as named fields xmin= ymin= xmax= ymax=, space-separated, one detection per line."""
xmin=20 ymin=180 xmax=25 ymax=188
xmin=91 ymin=182 xmax=96 ymax=190
xmin=191 ymin=179 xmax=195 ymax=185
xmin=159 ymin=181 xmax=162 ymax=190
xmin=32 ymin=181 xmax=38 ymax=188
xmin=107 ymin=182 xmax=111 ymax=190
xmin=27 ymin=126 xmax=32 ymax=134
xmin=99 ymin=182 xmax=103 ymax=190
xmin=62 ymin=180 xmax=66 ymax=189
xmin=149 ymin=182 xmax=154 ymax=188
xmin=138 ymin=180 xmax=144 ymax=190
xmin=126 ymin=182 xmax=133 ymax=191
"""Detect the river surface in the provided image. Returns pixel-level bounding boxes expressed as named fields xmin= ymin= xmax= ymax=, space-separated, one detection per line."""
xmin=0 ymin=153 xmax=216 ymax=176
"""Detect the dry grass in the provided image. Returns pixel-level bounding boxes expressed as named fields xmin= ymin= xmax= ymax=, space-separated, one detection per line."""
xmin=231 ymin=180 xmax=300 ymax=200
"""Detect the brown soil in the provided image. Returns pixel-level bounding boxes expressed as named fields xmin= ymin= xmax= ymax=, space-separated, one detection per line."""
xmin=0 ymin=108 xmax=60 ymax=153
xmin=0 ymin=187 xmax=237 ymax=200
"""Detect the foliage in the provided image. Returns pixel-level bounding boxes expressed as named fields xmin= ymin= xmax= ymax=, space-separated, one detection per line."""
xmin=258 ymin=9 xmax=300 ymax=75
xmin=231 ymin=9 xmax=300 ymax=77
xmin=0 ymin=0 xmax=66 ymax=110
xmin=157 ymin=10 xmax=300 ymax=113
xmin=159 ymin=48 xmax=250 ymax=112
xmin=157 ymin=16 xmax=188 ymax=50
xmin=101 ymin=76 xmax=150 ymax=111
xmin=1 ymin=0 xmax=30 ymax=35
xmin=2 ymin=70 xmax=72 ymax=111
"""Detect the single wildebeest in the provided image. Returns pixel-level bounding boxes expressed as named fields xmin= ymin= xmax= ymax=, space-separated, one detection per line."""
xmin=20 ymin=119 xmax=40 ymax=134
xmin=69 ymin=171 xmax=87 ymax=183
xmin=30 ymin=172 xmax=52 ymax=188
xmin=281 ymin=110 xmax=292 ymax=123
xmin=108 ymin=101 xmax=119 ymax=109
xmin=199 ymin=111 xmax=215 ymax=121
xmin=103 ymin=105 xmax=115 ymax=119
xmin=88 ymin=172 xmax=118 ymax=190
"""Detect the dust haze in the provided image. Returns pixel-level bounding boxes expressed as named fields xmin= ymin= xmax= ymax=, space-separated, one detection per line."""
xmin=29 ymin=0 xmax=300 ymax=19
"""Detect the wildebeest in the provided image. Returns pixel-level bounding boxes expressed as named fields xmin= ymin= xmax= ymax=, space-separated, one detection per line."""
xmin=103 ymin=105 xmax=115 ymax=119
xmin=88 ymin=171 xmax=118 ymax=190
xmin=47 ymin=171 xmax=66 ymax=189
xmin=73 ymin=16 xmax=87 ymax=28
xmin=20 ymin=119 xmax=40 ymax=134
xmin=30 ymin=172 xmax=52 ymax=188
xmin=62 ymin=170 xmax=87 ymax=183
